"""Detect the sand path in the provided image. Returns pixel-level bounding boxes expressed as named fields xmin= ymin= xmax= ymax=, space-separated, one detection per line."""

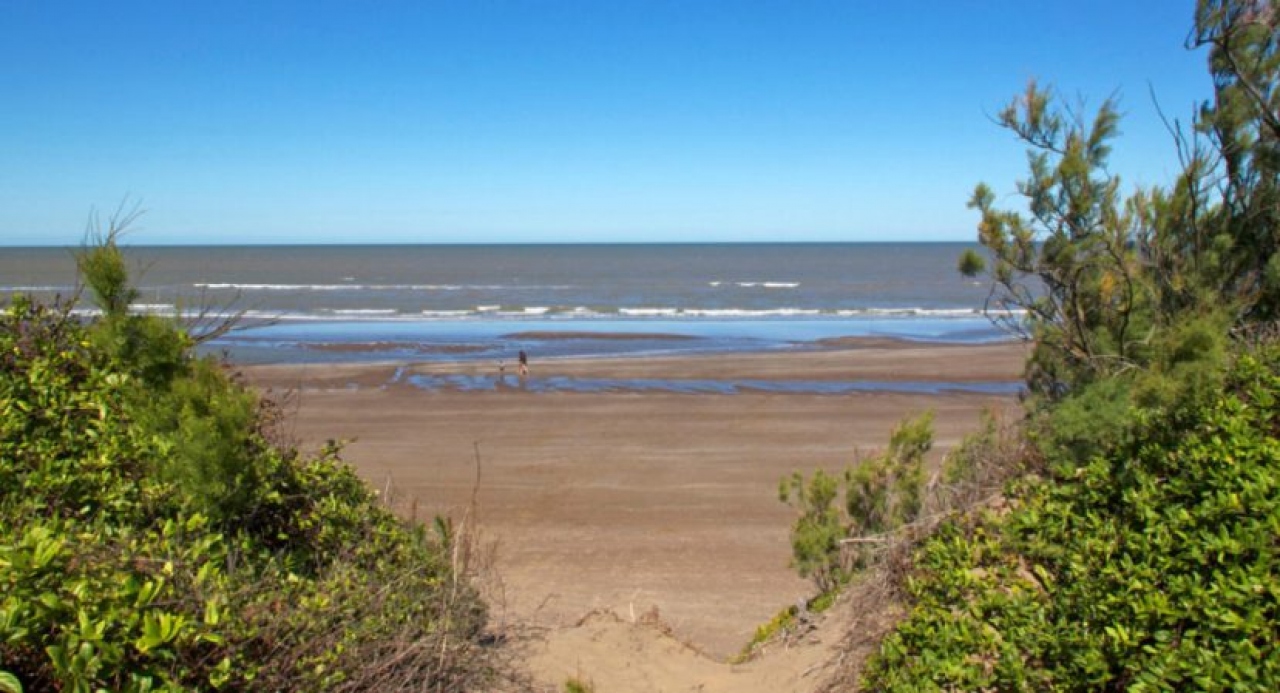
xmin=246 ymin=340 xmax=1026 ymax=690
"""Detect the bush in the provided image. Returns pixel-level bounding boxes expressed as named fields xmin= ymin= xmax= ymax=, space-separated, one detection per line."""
xmin=0 ymin=296 xmax=500 ymax=691
xmin=779 ymin=412 xmax=935 ymax=593
xmin=862 ymin=348 xmax=1280 ymax=691
xmin=851 ymin=3 xmax=1280 ymax=689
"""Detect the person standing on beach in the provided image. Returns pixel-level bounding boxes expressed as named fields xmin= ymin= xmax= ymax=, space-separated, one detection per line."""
xmin=518 ymin=350 xmax=529 ymax=377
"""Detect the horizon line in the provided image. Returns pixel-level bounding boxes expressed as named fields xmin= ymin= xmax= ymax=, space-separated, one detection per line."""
xmin=0 ymin=238 xmax=980 ymax=249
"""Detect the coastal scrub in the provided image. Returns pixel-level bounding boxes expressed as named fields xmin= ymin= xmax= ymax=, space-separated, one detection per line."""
xmin=0 ymin=276 xmax=503 ymax=689
xmin=843 ymin=1 xmax=1280 ymax=690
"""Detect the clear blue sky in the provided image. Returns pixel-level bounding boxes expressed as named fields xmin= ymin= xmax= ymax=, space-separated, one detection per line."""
xmin=0 ymin=1 xmax=1209 ymax=245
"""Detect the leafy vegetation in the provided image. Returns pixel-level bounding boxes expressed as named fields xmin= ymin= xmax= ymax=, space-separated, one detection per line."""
xmin=841 ymin=1 xmax=1280 ymax=690
xmin=779 ymin=412 xmax=936 ymax=594
xmin=562 ymin=676 xmax=597 ymax=693
xmin=961 ymin=0 xmax=1278 ymax=406
xmin=863 ymin=348 xmax=1280 ymax=691
xmin=0 ymin=243 xmax=506 ymax=689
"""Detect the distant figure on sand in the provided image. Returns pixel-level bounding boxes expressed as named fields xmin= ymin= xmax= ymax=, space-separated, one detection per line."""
xmin=518 ymin=350 xmax=529 ymax=377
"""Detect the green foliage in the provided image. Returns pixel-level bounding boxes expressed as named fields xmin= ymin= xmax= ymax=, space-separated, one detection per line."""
xmin=863 ymin=4 xmax=1280 ymax=690
xmin=76 ymin=221 xmax=139 ymax=319
xmin=939 ymin=408 xmax=1018 ymax=493
xmin=965 ymin=81 xmax=1163 ymax=399
xmin=846 ymin=411 xmax=932 ymax=534
xmin=563 ymin=676 xmax=596 ymax=693
xmin=1034 ymin=375 xmax=1137 ymax=468
xmin=0 ymin=290 xmax=494 ymax=689
xmin=1031 ymin=303 xmax=1232 ymax=476
xmin=806 ymin=588 xmax=839 ymax=614
xmin=779 ymin=469 xmax=846 ymax=592
xmin=957 ymin=247 xmax=987 ymax=277
xmin=862 ymin=348 xmax=1280 ymax=691
xmin=963 ymin=1 xmax=1279 ymax=402
xmin=780 ymin=412 xmax=934 ymax=593
xmin=736 ymin=578 xmax=846 ymax=662
xmin=734 ymin=605 xmax=798 ymax=663
xmin=89 ymin=311 xmax=191 ymax=390
xmin=1188 ymin=0 xmax=1280 ymax=320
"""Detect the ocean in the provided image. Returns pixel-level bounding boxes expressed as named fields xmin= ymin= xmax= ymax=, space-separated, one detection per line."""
xmin=0 ymin=243 xmax=1009 ymax=364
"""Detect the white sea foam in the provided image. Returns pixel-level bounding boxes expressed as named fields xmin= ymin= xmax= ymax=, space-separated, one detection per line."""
xmin=89 ymin=302 xmax=1010 ymax=323
xmin=1 ymin=285 xmax=74 ymax=292
xmin=129 ymin=303 xmax=178 ymax=314
xmin=621 ymin=307 xmax=823 ymax=318
xmin=195 ymin=283 xmax=347 ymax=291
xmin=6 ymin=246 xmax=1010 ymax=354
xmin=482 ymin=307 xmax=550 ymax=317
xmin=833 ymin=307 xmax=982 ymax=318
xmin=682 ymin=308 xmax=822 ymax=317
xmin=329 ymin=308 xmax=398 ymax=316
xmin=338 ymin=305 xmax=998 ymax=320
xmin=733 ymin=281 xmax=800 ymax=289
xmin=243 ymin=309 xmax=301 ymax=320
xmin=620 ymin=307 xmax=680 ymax=317
xmin=194 ymin=282 xmax=501 ymax=292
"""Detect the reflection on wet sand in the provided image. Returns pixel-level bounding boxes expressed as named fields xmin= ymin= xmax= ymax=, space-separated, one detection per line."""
xmin=404 ymin=372 xmax=1022 ymax=396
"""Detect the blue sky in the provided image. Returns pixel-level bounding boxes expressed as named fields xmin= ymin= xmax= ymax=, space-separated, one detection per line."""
xmin=1 ymin=1 xmax=1208 ymax=245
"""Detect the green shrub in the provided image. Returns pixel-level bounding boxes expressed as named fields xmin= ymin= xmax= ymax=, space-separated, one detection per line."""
xmin=780 ymin=412 xmax=935 ymax=593
xmin=779 ymin=469 xmax=847 ymax=592
xmin=0 ymin=296 xmax=496 ymax=691
xmin=862 ymin=349 xmax=1280 ymax=691
xmin=861 ymin=3 xmax=1280 ymax=689
xmin=563 ymin=676 xmax=596 ymax=693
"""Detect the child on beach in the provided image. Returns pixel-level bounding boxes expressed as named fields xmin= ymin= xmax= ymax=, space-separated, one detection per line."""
xmin=518 ymin=350 xmax=529 ymax=377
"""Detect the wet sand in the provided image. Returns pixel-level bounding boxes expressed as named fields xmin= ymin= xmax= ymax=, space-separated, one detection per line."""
xmin=243 ymin=339 xmax=1027 ymax=660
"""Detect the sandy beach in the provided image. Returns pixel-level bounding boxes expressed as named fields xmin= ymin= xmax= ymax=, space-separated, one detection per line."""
xmin=243 ymin=339 xmax=1027 ymax=668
